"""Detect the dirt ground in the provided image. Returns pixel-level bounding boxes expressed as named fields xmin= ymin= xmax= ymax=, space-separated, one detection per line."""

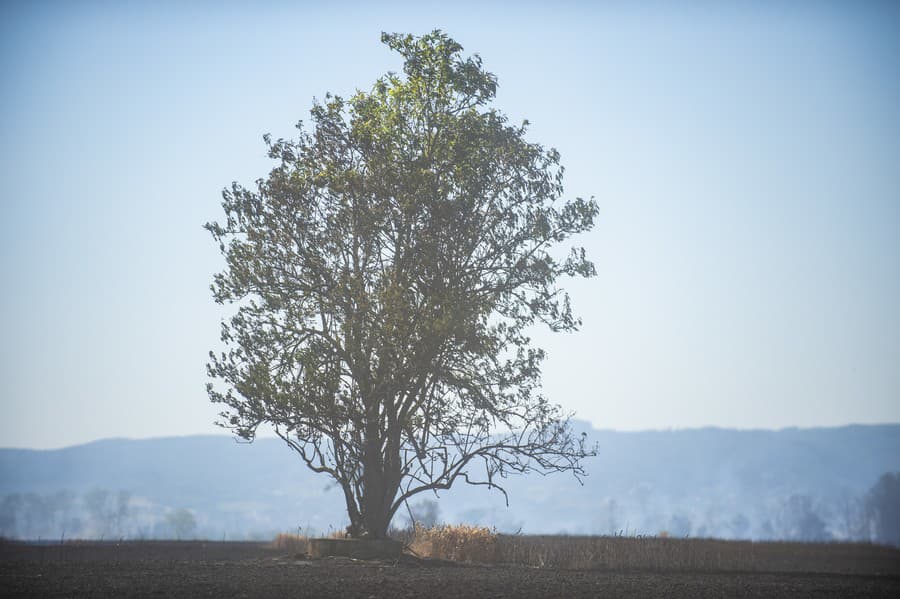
xmin=2 ymin=540 xmax=899 ymax=598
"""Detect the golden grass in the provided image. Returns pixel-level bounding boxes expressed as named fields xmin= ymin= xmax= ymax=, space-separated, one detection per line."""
xmin=408 ymin=523 xmax=498 ymax=562
xmin=270 ymin=533 xmax=307 ymax=554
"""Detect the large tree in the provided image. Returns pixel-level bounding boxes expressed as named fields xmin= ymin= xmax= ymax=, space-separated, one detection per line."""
xmin=206 ymin=31 xmax=598 ymax=539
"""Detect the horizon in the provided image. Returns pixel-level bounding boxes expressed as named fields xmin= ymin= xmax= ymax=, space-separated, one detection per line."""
xmin=2 ymin=2 xmax=899 ymax=449
xmin=4 ymin=420 xmax=900 ymax=452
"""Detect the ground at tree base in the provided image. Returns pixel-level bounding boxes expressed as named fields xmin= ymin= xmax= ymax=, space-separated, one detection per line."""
xmin=1 ymin=541 xmax=898 ymax=598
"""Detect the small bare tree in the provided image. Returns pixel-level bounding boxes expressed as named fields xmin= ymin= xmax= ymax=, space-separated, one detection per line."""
xmin=206 ymin=31 xmax=597 ymax=539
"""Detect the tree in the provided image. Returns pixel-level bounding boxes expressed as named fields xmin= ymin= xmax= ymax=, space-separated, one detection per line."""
xmin=775 ymin=494 xmax=830 ymax=542
xmin=0 ymin=494 xmax=23 ymax=538
xmin=206 ymin=30 xmax=597 ymax=539
xmin=833 ymin=491 xmax=867 ymax=541
xmin=165 ymin=508 xmax=197 ymax=540
xmin=404 ymin=498 xmax=442 ymax=529
xmin=864 ymin=472 xmax=900 ymax=546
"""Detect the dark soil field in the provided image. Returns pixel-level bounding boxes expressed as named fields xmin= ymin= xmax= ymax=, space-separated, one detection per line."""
xmin=2 ymin=539 xmax=899 ymax=598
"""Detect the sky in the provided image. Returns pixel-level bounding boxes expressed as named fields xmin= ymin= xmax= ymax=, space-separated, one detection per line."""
xmin=1 ymin=1 xmax=899 ymax=449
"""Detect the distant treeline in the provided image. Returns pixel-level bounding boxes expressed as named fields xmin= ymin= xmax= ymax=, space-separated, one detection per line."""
xmin=405 ymin=471 xmax=900 ymax=546
xmin=0 ymin=489 xmax=204 ymax=541
xmin=2 ymin=473 xmax=897 ymax=545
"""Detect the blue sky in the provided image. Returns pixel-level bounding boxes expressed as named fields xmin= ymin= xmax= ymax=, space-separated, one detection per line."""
xmin=2 ymin=1 xmax=899 ymax=449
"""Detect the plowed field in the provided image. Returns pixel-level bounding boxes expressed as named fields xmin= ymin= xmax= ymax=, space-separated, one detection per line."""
xmin=2 ymin=540 xmax=898 ymax=598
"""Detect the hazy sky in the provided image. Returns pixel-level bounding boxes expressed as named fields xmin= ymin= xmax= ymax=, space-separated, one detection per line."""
xmin=2 ymin=1 xmax=898 ymax=449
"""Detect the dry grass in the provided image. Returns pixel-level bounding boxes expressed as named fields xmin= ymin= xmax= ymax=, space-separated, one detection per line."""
xmin=399 ymin=527 xmax=900 ymax=574
xmin=407 ymin=524 xmax=498 ymax=562
xmin=268 ymin=526 xmax=900 ymax=576
xmin=493 ymin=535 xmax=752 ymax=570
xmin=270 ymin=533 xmax=307 ymax=554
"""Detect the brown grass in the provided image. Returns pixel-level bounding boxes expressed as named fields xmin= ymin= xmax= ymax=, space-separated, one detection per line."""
xmin=268 ymin=526 xmax=900 ymax=576
xmin=407 ymin=524 xmax=498 ymax=562
xmin=494 ymin=535 xmax=752 ymax=570
xmin=270 ymin=533 xmax=307 ymax=554
xmin=399 ymin=527 xmax=900 ymax=575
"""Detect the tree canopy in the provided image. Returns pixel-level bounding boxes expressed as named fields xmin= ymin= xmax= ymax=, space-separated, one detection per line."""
xmin=206 ymin=30 xmax=598 ymax=539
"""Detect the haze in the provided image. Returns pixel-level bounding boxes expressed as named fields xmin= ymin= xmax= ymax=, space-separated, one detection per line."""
xmin=2 ymin=1 xmax=899 ymax=449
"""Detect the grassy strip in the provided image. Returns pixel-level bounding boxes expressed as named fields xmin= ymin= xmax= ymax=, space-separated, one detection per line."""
xmin=271 ymin=526 xmax=900 ymax=575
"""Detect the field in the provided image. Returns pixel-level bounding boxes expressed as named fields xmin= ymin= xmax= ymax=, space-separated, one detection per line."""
xmin=2 ymin=536 xmax=899 ymax=598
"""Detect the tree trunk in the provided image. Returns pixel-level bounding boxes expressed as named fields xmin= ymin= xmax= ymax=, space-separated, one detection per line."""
xmin=357 ymin=430 xmax=390 ymax=539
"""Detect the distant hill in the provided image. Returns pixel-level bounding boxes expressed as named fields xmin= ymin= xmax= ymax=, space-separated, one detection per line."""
xmin=1 ymin=423 xmax=898 ymax=541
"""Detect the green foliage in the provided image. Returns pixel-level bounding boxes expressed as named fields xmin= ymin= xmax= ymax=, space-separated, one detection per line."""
xmin=206 ymin=30 xmax=597 ymax=538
